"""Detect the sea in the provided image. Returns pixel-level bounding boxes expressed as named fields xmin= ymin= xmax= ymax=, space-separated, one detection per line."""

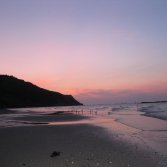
xmin=10 ymin=102 xmax=167 ymax=120
xmin=0 ymin=102 xmax=167 ymax=127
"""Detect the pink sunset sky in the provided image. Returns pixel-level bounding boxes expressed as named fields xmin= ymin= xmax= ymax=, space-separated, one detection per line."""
xmin=0 ymin=0 xmax=167 ymax=104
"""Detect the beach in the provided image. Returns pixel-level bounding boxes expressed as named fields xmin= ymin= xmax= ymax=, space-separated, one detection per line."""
xmin=0 ymin=105 xmax=167 ymax=167
xmin=1 ymin=0 xmax=167 ymax=166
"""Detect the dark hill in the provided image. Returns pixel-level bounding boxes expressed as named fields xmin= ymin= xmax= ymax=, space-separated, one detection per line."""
xmin=0 ymin=75 xmax=82 ymax=108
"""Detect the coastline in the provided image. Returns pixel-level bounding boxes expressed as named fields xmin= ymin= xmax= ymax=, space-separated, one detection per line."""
xmin=0 ymin=109 xmax=166 ymax=167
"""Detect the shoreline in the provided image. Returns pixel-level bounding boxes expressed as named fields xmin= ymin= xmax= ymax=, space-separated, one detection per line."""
xmin=0 ymin=109 xmax=166 ymax=167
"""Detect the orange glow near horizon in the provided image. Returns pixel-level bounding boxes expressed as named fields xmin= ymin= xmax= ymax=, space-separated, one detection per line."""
xmin=29 ymin=76 xmax=167 ymax=96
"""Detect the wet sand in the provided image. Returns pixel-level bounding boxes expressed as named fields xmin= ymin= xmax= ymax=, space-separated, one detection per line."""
xmin=0 ymin=110 xmax=166 ymax=167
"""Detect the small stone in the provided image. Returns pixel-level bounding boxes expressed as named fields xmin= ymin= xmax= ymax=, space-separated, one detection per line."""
xmin=50 ymin=151 xmax=61 ymax=157
xmin=96 ymin=162 xmax=100 ymax=166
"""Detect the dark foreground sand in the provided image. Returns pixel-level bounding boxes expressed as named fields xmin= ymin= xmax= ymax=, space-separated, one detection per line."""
xmin=0 ymin=112 xmax=164 ymax=167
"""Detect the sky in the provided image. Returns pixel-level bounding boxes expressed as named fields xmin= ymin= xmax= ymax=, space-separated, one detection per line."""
xmin=0 ymin=0 xmax=167 ymax=104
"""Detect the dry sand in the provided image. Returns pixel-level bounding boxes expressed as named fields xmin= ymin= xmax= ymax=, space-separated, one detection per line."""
xmin=0 ymin=111 xmax=165 ymax=167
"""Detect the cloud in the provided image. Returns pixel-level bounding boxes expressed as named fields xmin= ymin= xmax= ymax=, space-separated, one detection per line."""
xmin=75 ymin=89 xmax=167 ymax=104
